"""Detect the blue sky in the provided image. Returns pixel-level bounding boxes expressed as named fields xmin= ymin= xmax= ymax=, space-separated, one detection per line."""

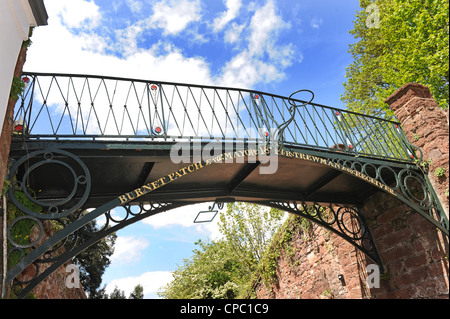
xmin=23 ymin=0 xmax=362 ymax=298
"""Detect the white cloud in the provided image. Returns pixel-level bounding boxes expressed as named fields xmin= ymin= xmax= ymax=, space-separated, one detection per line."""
xmin=142 ymin=204 xmax=202 ymax=228
xmin=25 ymin=2 xmax=213 ymax=83
xmin=142 ymin=203 xmax=222 ymax=240
xmin=218 ymin=0 xmax=296 ymax=88
xmin=24 ymin=0 xmax=299 ymax=137
xmin=149 ymin=0 xmax=203 ymax=35
xmin=45 ymin=0 xmax=101 ymax=29
xmin=213 ymin=0 xmax=242 ymax=32
xmin=110 ymin=236 xmax=149 ymax=265
xmin=126 ymin=0 xmax=143 ymax=13
xmin=105 ymin=271 xmax=173 ymax=298
xmin=247 ymin=0 xmax=290 ymax=57
xmin=224 ymin=22 xmax=245 ymax=44
xmin=310 ymin=17 xmax=323 ymax=29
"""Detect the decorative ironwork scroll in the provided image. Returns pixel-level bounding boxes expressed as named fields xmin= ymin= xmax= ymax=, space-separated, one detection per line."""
xmin=277 ymin=89 xmax=315 ymax=151
xmin=258 ymin=202 xmax=383 ymax=272
xmin=8 ymin=149 xmax=91 ymax=220
xmin=1 ymin=146 xmax=386 ymax=298
xmin=276 ymin=146 xmax=449 ymax=235
xmin=4 ymin=139 xmax=449 ymax=298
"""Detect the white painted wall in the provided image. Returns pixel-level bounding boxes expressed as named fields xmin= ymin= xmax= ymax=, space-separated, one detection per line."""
xmin=0 ymin=0 xmax=37 ymax=131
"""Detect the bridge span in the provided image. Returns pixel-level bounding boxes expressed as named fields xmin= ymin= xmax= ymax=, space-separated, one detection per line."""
xmin=3 ymin=73 xmax=448 ymax=298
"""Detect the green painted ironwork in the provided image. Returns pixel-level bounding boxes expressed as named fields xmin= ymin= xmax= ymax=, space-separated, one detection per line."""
xmin=14 ymin=72 xmax=415 ymax=163
xmin=4 ymin=72 xmax=448 ymax=299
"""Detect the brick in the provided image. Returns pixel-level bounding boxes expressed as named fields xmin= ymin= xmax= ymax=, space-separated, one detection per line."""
xmin=383 ymin=246 xmax=411 ymax=262
xmin=377 ymin=205 xmax=405 ymax=225
xmin=404 ymin=252 xmax=430 ymax=270
xmin=381 ymin=227 xmax=413 ymax=248
xmin=427 ymin=260 xmax=449 ymax=279
xmin=388 ymin=260 xmax=406 ymax=275
xmin=395 ymin=273 xmax=414 ymax=288
xmin=410 ymin=218 xmax=436 ymax=235
xmin=410 ymin=266 xmax=430 ymax=283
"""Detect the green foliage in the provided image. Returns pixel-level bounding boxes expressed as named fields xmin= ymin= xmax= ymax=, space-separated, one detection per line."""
xmin=22 ymin=26 xmax=34 ymax=48
xmin=2 ymin=183 xmax=42 ymax=269
xmin=342 ymin=0 xmax=449 ymax=116
xmin=86 ymin=284 xmax=143 ymax=299
xmin=158 ymin=203 xmax=286 ymax=299
xmin=434 ymin=167 xmax=446 ymax=178
xmin=9 ymin=76 xmax=25 ymax=102
xmin=218 ymin=202 xmax=285 ymax=270
xmin=321 ymin=288 xmax=334 ymax=298
xmin=418 ymin=158 xmax=432 ymax=171
xmin=106 ymin=284 xmax=144 ymax=299
xmin=129 ymin=284 xmax=144 ymax=299
xmin=157 ymin=203 xmax=321 ymax=299
xmin=158 ymin=239 xmax=247 ymax=299
xmin=108 ymin=286 xmax=126 ymax=299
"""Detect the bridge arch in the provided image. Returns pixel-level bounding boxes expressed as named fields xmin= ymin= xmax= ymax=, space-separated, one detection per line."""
xmin=4 ymin=143 xmax=447 ymax=298
xmin=2 ymin=74 xmax=448 ymax=298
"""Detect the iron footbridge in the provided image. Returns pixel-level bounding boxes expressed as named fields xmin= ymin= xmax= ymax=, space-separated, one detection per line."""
xmin=2 ymin=72 xmax=448 ymax=298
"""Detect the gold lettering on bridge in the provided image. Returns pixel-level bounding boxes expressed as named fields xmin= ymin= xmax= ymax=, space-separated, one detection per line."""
xmin=117 ymin=146 xmax=397 ymax=205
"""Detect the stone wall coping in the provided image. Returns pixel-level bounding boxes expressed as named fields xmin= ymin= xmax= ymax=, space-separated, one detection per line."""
xmin=385 ymin=83 xmax=433 ymax=111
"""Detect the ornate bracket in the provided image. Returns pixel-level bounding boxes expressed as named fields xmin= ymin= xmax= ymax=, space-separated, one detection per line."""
xmin=259 ymin=201 xmax=384 ymax=272
xmin=5 ymin=196 xmax=191 ymax=298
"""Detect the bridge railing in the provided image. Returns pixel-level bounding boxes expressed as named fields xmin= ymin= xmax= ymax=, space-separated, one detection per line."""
xmin=13 ymin=72 xmax=414 ymax=162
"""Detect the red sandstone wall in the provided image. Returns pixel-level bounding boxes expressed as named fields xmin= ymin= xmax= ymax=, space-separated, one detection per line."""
xmin=21 ymin=261 xmax=87 ymax=299
xmin=257 ymin=83 xmax=449 ymax=299
xmin=361 ymin=191 xmax=449 ymax=299
xmin=255 ymin=222 xmax=371 ymax=299
xmin=385 ymin=83 xmax=449 ymax=217
xmin=256 ymin=194 xmax=449 ymax=299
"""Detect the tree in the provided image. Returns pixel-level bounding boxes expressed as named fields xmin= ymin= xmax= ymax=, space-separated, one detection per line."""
xmin=72 ymin=219 xmax=117 ymax=298
xmin=218 ymin=202 xmax=285 ymax=271
xmin=342 ymin=0 xmax=449 ymax=117
xmin=158 ymin=239 xmax=245 ymax=299
xmin=109 ymin=286 xmax=126 ymax=299
xmin=94 ymin=284 xmax=144 ymax=299
xmin=129 ymin=284 xmax=144 ymax=299
xmin=158 ymin=203 xmax=285 ymax=299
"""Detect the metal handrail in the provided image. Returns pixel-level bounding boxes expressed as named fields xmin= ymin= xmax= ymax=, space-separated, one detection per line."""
xmin=13 ymin=72 xmax=414 ymax=162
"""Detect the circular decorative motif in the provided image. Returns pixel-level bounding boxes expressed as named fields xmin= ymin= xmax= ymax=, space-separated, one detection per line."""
xmin=288 ymin=90 xmax=315 ymax=108
xmin=7 ymin=216 xmax=44 ymax=249
xmin=107 ymin=206 xmax=129 ymax=223
xmin=398 ymin=168 xmax=432 ymax=209
xmin=8 ymin=149 xmax=91 ymax=219
xmin=362 ymin=163 xmax=378 ymax=180
xmin=21 ymin=160 xmax=80 ymax=207
xmin=377 ymin=165 xmax=399 ymax=190
xmin=317 ymin=206 xmax=336 ymax=225
xmin=351 ymin=161 xmax=363 ymax=173
xmin=336 ymin=207 xmax=365 ymax=240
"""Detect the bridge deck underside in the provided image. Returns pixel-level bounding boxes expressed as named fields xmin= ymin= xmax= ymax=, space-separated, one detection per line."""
xmin=9 ymin=140 xmax=388 ymax=210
